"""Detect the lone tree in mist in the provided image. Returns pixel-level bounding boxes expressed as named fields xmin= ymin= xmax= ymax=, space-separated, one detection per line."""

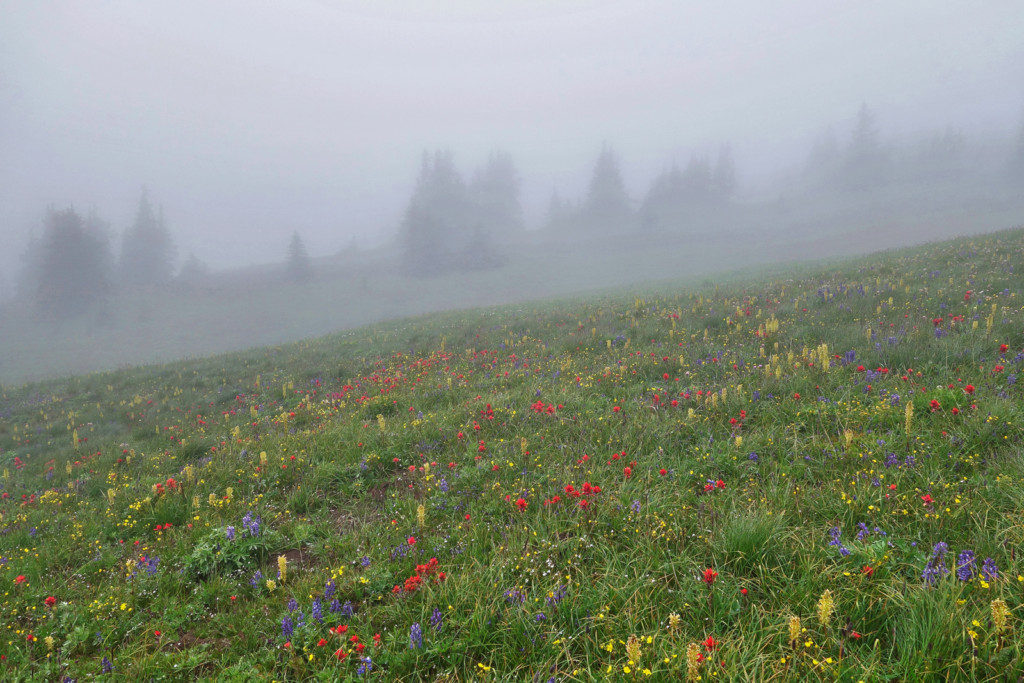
xmin=712 ymin=144 xmax=737 ymax=202
xmin=581 ymin=144 xmax=633 ymax=233
xmin=470 ymin=151 xmax=523 ymax=242
xmin=841 ymin=104 xmax=891 ymax=192
xmin=285 ymin=232 xmax=313 ymax=282
xmin=400 ymin=150 xmax=474 ymax=277
xmin=544 ymin=188 xmax=575 ymax=233
xmin=639 ymin=164 xmax=686 ymax=231
xmin=120 ymin=189 xmax=176 ymax=287
xmin=1010 ymin=109 xmax=1024 ymax=180
xmin=24 ymin=207 xmax=112 ymax=319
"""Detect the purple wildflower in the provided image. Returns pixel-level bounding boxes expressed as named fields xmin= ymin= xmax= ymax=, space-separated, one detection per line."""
xmin=409 ymin=622 xmax=423 ymax=649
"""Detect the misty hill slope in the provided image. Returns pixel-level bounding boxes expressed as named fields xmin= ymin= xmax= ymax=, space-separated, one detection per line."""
xmin=3 ymin=200 xmax=1021 ymax=386
xmin=2 ymin=228 xmax=1024 ymax=679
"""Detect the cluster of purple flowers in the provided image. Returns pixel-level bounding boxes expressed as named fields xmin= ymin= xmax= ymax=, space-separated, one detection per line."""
xmin=430 ymin=607 xmax=444 ymax=632
xmin=241 ymin=511 xmax=261 ymax=537
xmin=828 ymin=526 xmax=851 ymax=556
xmin=546 ymin=584 xmax=568 ymax=607
xmin=409 ymin=622 xmax=423 ymax=649
xmin=923 ymin=542 xmax=998 ymax=585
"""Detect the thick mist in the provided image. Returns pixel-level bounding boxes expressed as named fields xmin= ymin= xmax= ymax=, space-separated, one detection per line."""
xmin=2 ymin=1 xmax=1024 ymax=383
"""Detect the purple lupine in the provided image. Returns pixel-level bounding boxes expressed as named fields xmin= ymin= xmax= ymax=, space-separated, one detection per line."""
xmin=546 ymin=584 xmax=568 ymax=607
xmin=329 ymin=598 xmax=342 ymax=613
xmin=287 ymin=598 xmax=299 ymax=612
xmin=101 ymin=657 xmax=114 ymax=674
xmin=242 ymin=512 xmax=261 ymax=537
xmin=341 ymin=600 xmax=354 ymax=617
xmin=356 ymin=657 xmax=373 ymax=675
xmin=311 ymin=598 xmax=323 ymax=623
xmin=250 ymin=570 xmax=263 ymax=588
xmin=225 ymin=526 xmax=235 ymax=541
xmin=409 ymin=622 xmax=423 ymax=649
xmin=430 ymin=607 xmax=444 ymax=632
xmin=324 ymin=580 xmax=336 ymax=599
xmin=828 ymin=526 xmax=851 ymax=556
xmin=981 ymin=557 xmax=998 ymax=581
xmin=955 ymin=550 xmax=976 ymax=581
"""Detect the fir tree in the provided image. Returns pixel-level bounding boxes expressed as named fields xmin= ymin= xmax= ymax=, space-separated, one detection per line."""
xmin=120 ymin=189 xmax=176 ymax=286
xmin=29 ymin=207 xmax=112 ymax=319
xmin=470 ymin=151 xmax=523 ymax=242
xmin=581 ymin=144 xmax=633 ymax=233
xmin=285 ymin=232 xmax=312 ymax=283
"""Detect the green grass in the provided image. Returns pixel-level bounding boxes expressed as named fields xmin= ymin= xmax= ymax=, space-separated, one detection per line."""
xmin=1 ymin=227 xmax=1024 ymax=680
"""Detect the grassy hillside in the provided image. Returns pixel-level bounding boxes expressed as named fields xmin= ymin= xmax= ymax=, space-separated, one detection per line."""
xmin=1 ymin=228 xmax=1024 ymax=680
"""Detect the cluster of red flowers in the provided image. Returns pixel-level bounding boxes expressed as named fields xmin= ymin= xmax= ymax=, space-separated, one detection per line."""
xmin=529 ymin=400 xmax=560 ymax=414
xmin=393 ymin=557 xmax=445 ymax=594
xmin=152 ymin=477 xmax=178 ymax=496
xmin=316 ymin=624 xmax=380 ymax=661
xmin=702 ymin=479 xmax=726 ymax=493
xmin=545 ymin=481 xmax=602 ymax=508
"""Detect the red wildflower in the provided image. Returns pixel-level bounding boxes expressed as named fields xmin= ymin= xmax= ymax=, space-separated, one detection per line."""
xmin=703 ymin=567 xmax=718 ymax=586
xmin=920 ymin=494 xmax=933 ymax=506
xmin=704 ymin=636 xmax=718 ymax=651
xmin=515 ymin=498 xmax=527 ymax=511
xmin=44 ymin=596 xmax=56 ymax=607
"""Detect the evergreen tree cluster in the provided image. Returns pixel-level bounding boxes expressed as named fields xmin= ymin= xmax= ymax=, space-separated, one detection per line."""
xmin=401 ymin=150 xmax=517 ymax=277
xmin=18 ymin=190 xmax=178 ymax=320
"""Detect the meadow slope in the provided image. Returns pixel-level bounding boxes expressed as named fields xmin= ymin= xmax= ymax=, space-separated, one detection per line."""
xmin=2 ymin=228 xmax=1024 ymax=680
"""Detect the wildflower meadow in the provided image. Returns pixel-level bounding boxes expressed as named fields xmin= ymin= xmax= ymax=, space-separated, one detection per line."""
xmin=2 ymin=228 xmax=1024 ymax=680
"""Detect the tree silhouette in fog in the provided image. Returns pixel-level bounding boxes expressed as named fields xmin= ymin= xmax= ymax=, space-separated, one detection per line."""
xmin=120 ymin=189 xmax=176 ymax=287
xmin=581 ymin=144 xmax=633 ymax=233
xmin=841 ymin=104 xmax=891 ymax=192
xmin=286 ymin=232 xmax=313 ymax=282
xmin=470 ymin=151 xmax=523 ymax=244
xmin=26 ymin=207 xmax=112 ymax=319
xmin=401 ymin=150 xmax=502 ymax=277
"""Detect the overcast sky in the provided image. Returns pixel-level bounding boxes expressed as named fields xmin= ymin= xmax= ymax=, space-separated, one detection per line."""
xmin=2 ymin=1 xmax=1022 ymax=281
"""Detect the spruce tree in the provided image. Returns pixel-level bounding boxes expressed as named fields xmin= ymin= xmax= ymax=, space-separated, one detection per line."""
xmin=581 ymin=144 xmax=633 ymax=233
xmin=285 ymin=232 xmax=313 ymax=283
xmin=470 ymin=151 xmax=523 ymax=242
xmin=31 ymin=207 xmax=112 ymax=319
xmin=120 ymin=189 xmax=176 ymax=287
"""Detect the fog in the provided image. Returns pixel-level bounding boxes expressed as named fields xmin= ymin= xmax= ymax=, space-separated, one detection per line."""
xmin=2 ymin=1 xmax=1024 ymax=383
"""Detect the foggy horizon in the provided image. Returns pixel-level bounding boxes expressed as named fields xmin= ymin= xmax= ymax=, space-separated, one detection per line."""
xmin=3 ymin=1 xmax=1023 ymax=279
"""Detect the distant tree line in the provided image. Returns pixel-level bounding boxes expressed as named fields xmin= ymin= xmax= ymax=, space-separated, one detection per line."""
xmin=13 ymin=104 xmax=1024 ymax=305
xmin=16 ymin=189 xmax=316 ymax=321
xmin=399 ymin=103 xmax=1024 ymax=277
